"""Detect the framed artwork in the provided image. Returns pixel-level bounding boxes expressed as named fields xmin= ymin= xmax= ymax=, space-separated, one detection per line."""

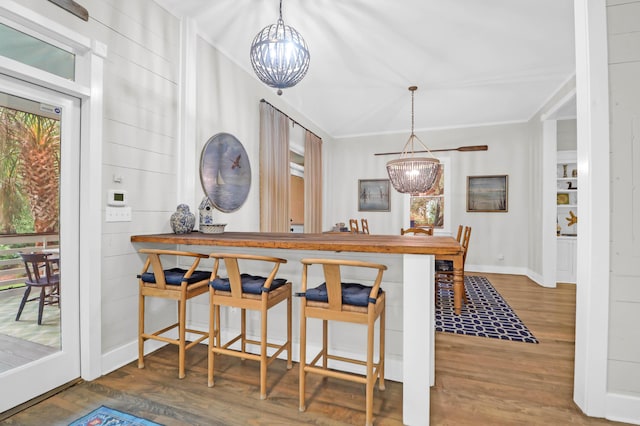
xmin=467 ymin=175 xmax=508 ymax=212
xmin=199 ymin=133 xmax=252 ymax=213
xmin=358 ymin=179 xmax=390 ymax=212
xmin=557 ymin=193 xmax=570 ymax=205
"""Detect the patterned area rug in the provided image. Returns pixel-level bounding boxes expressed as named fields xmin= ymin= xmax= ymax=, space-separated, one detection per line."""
xmin=435 ymin=276 xmax=539 ymax=343
xmin=69 ymin=406 xmax=162 ymax=426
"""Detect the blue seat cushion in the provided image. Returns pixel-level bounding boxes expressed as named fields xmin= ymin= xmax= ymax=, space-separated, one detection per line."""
xmin=435 ymin=259 xmax=453 ymax=272
xmin=210 ymin=273 xmax=288 ymax=295
xmin=140 ymin=267 xmax=210 ymax=285
xmin=304 ymin=282 xmax=382 ymax=307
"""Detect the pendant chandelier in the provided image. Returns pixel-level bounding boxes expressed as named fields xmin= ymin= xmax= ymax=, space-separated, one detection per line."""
xmin=386 ymin=86 xmax=441 ymax=195
xmin=249 ymin=0 xmax=310 ymax=96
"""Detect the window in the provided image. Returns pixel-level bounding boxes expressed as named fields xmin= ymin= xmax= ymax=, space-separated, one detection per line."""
xmin=0 ymin=23 xmax=75 ymax=80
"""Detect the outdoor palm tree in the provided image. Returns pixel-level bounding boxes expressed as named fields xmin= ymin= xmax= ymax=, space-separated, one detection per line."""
xmin=0 ymin=108 xmax=27 ymax=233
xmin=0 ymin=107 xmax=60 ymax=234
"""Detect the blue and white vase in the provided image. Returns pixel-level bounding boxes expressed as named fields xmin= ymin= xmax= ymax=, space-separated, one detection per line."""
xmin=170 ymin=204 xmax=195 ymax=234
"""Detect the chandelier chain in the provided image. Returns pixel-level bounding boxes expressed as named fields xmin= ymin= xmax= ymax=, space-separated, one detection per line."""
xmin=411 ymin=88 xmax=415 ymax=136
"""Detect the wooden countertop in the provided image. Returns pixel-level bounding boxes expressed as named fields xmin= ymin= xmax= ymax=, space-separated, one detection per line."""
xmin=131 ymin=231 xmax=462 ymax=256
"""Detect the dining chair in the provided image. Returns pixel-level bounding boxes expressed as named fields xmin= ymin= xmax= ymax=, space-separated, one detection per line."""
xmin=349 ymin=218 xmax=360 ymax=233
xmin=208 ymin=253 xmax=292 ymax=399
xmin=136 ymin=249 xmax=211 ymax=379
xmin=361 ymin=218 xmax=370 ymax=234
xmin=400 ymin=226 xmax=433 ymax=236
xmin=16 ymin=252 xmax=60 ymax=325
xmin=298 ymin=258 xmax=386 ymax=426
xmin=435 ymin=226 xmax=472 ymax=302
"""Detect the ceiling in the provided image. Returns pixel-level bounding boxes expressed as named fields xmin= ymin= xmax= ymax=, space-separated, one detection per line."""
xmin=153 ymin=0 xmax=576 ymax=139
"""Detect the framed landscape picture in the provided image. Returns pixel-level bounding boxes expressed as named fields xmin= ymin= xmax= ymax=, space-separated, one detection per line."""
xmin=467 ymin=175 xmax=508 ymax=212
xmin=358 ymin=179 xmax=390 ymax=212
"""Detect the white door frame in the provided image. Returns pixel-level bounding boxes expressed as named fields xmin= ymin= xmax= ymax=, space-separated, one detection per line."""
xmin=0 ymin=74 xmax=81 ymax=412
xmin=0 ymin=1 xmax=106 ymax=384
xmin=573 ymin=0 xmax=610 ymax=417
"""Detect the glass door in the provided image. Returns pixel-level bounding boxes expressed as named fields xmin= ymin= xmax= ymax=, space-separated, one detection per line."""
xmin=0 ymin=74 xmax=80 ymax=413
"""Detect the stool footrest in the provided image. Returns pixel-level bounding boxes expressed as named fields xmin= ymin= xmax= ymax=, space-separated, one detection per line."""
xmin=215 ymin=334 xmax=289 ymax=365
xmin=303 ymin=365 xmax=368 ymax=384
xmin=310 ymin=350 xmax=380 ymax=369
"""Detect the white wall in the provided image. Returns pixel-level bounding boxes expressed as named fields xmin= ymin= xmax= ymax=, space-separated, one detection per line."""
xmin=558 ymin=119 xmax=577 ymax=150
xmin=525 ymin=77 xmax=577 ymax=285
xmin=16 ymin=0 xmax=183 ymax=355
xmin=607 ymin=0 xmax=640 ymax=400
xmin=326 ymin=123 xmax=531 ymax=273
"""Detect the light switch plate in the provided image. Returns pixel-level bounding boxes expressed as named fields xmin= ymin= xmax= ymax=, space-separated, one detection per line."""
xmin=106 ymin=206 xmax=132 ymax=222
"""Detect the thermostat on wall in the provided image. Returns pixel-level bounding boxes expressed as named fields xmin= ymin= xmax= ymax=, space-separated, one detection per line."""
xmin=107 ymin=189 xmax=127 ymax=206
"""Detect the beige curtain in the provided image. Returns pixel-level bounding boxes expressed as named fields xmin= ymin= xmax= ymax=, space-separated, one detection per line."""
xmin=259 ymin=102 xmax=290 ymax=232
xmin=304 ymin=130 xmax=323 ymax=233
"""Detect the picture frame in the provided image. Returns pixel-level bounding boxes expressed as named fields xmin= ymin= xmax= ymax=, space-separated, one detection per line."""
xmin=358 ymin=179 xmax=390 ymax=212
xmin=557 ymin=193 xmax=570 ymax=205
xmin=467 ymin=175 xmax=508 ymax=212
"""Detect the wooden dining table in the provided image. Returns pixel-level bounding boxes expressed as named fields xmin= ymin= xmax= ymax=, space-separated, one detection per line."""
xmin=131 ymin=231 xmax=463 ymax=426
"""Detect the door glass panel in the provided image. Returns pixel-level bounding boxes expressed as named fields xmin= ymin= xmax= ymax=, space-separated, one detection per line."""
xmin=0 ymin=91 xmax=61 ymax=373
xmin=0 ymin=23 xmax=75 ymax=80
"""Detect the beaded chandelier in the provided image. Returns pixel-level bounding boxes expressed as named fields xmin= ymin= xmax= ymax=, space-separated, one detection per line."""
xmin=249 ymin=0 xmax=310 ymax=96
xmin=386 ymin=86 xmax=441 ymax=195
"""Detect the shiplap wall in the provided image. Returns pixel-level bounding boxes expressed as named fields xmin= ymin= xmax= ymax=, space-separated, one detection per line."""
xmin=18 ymin=0 xmax=183 ymax=353
xmin=607 ymin=0 xmax=640 ymax=396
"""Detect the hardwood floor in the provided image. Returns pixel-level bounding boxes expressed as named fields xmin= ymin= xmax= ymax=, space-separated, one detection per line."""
xmin=2 ymin=273 xmax=631 ymax=425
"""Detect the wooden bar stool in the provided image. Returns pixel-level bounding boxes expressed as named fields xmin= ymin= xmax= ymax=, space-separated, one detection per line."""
xmin=137 ymin=249 xmax=211 ymax=379
xmin=208 ymin=253 xmax=292 ymax=399
xmin=298 ymin=258 xmax=386 ymax=426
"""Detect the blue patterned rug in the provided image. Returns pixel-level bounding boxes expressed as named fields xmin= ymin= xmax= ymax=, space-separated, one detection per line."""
xmin=69 ymin=406 xmax=162 ymax=426
xmin=435 ymin=276 xmax=539 ymax=343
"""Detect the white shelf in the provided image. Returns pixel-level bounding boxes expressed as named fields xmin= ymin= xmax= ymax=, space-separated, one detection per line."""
xmin=556 ymin=150 xmax=577 ymax=283
xmin=558 ymin=234 xmax=577 ymax=239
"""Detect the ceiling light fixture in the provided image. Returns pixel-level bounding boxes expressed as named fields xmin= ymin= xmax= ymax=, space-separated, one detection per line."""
xmin=249 ymin=0 xmax=310 ymax=96
xmin=386 ymin=86 xmax=441 ymax=195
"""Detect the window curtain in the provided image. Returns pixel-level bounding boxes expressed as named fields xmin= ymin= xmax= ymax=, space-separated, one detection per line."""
xmin=259 ymin=102 xmax=290 ymax=232
xmin=304 ymin=130 xmax=322 ymax=233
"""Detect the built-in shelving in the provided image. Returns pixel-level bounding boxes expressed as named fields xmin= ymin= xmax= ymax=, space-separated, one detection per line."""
xmin=556 ymin=152 xmax=578 ymax=238
xmin=556 ymin=150 xmax=577 ymax=283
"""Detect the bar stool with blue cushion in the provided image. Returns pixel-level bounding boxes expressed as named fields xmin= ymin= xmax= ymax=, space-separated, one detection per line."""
xmin=298 ymin=258 xmax=386 ymax=426
xmin=137 ymin=249 xmax=211 ymax=379
xmin=208 ymin=253 xmax=292 ymax=400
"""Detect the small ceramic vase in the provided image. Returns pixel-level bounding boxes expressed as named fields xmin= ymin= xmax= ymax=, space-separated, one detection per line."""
xmin=170 ymin=204 xmax=195 ymax=234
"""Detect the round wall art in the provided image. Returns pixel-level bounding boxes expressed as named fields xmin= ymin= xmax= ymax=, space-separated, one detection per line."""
xmin=199 ymin=133 xmax=251 ymax=213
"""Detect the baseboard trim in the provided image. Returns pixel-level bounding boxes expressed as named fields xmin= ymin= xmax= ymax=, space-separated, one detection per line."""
xmin=606 ymin=392 xmax=640 ymax=425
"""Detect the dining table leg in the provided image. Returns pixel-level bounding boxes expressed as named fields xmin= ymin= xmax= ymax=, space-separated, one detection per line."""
xmin=453 ymin=253 xmax=464 ymax=315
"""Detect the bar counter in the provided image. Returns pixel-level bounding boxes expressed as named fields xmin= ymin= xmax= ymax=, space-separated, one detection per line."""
xmin=131 ymin=231 xmax=463 ymax=426
xmin=131 ymin=231 xmax=463 ymax=256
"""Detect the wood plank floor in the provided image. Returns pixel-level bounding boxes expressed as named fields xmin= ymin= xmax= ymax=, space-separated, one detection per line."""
xmin=0 ymin=334 xmax=57 ymax=373
xmin=2 ymin=273 xmax=631 ymax=425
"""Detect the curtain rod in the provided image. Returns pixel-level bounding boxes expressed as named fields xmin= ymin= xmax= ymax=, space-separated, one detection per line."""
xmin=260 ymin=99 xmax=321 ymax=140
